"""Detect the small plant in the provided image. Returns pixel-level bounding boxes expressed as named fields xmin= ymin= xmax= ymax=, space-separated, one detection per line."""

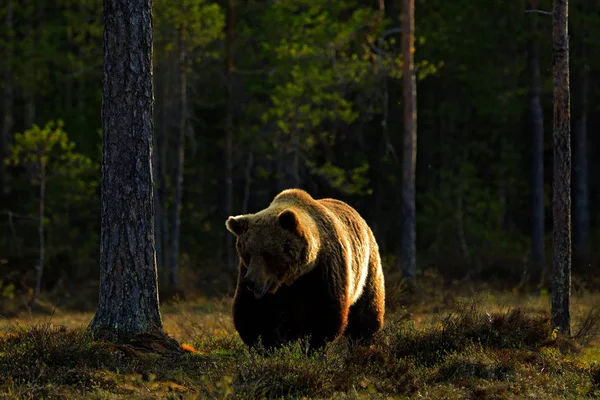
xmin=6 ymin=120 xmax=94 ymax=306
xmin=379 ymin=299 xmax=552 ymax=367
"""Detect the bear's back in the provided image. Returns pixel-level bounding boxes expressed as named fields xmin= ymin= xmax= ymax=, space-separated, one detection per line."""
xmin=317 ymin=198 xmax=370 ymax=237
xmin=271 ymin=189 xmax=369 ymax=237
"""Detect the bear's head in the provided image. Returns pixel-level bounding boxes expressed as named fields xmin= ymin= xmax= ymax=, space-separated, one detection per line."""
xmin=226 ymin=208 xmax=320 ymax=299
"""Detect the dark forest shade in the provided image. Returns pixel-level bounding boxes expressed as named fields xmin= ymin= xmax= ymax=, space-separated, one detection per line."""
xmin=573 ymin=62 xmax=590 ymax=267
xmin=401 ymin=0 xmax=417 ymax=279
xmin=224 ymin=0 xmax=236 ymax=272
xmin=1 ymin=0 xmax=599 ymax=295
xmin=551 ymin=0 xmax=571 ymax=334
xmin=0 ymin=0 xmax=14 ymax=202
xmin=90 ymin=0 xmax=162 ymax=339
xmin=530 ymin=6 xmax=545 ymax=279
xmin=169 ymin=1 xmax=188 ymax=291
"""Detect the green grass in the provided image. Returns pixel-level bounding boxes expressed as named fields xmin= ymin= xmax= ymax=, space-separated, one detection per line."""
xmin=0 ymin=285 xmax=599 ymax=399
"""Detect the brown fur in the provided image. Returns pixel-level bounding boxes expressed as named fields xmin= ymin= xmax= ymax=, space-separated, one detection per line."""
xmin=226 ymin=188 xmax=385 ymax=350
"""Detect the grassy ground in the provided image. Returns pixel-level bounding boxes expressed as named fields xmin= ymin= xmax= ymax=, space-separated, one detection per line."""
xmin=0 ymin=279 xmax=599 ymax=399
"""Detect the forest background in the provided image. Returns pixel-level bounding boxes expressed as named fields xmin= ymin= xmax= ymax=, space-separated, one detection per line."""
xmin=1 ymin=0 xmax=599 ymax=311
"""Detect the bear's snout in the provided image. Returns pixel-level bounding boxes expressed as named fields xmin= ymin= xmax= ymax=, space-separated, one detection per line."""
xmin=243 ymin=274 xmax=273 ymax=299
xmin=243 ymin=275 xmax=256 ymax=292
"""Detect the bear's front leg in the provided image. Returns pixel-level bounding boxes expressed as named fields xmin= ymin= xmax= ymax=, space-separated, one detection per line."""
xmin=305 ymin=301 xmax=349 ymax=350
xmin=233 ymin=266 xmax=288 ymax=349
xmin=233 ymin=264 xmax=265 ymax=347
xmin=232 ymin=286 xmax=260 ymax=347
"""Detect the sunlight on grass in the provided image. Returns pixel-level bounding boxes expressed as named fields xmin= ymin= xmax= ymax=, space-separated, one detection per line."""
xmin=0 ymin=289 xmax=598 ymax=399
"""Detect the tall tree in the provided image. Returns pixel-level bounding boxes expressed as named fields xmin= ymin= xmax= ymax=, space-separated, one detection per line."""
xmin=153 ymin=69 xmax=168 ymax=281
xmin=551 ymin=0 xmax=571 ymax=334
xmin=169 ymin=0 xmax=187 ymax=291
xmin=0 ymin=0 xmax=14 ymax=201
xmin=401 ymin=0 xmax=417 ymax=278
xmin=7 ymin=121 xmax=93 ymax=306
xmin=90 ymin=0 xmax=163 ymax=340
xmin=573 ymin=56 xmax=589 ymax=269
xmin=153 ymin=0 xmax=224 ymax=282
xmin=224 ymin=0 xmax=235 ymax=271
xmin=529 ymin=1 xmax=545 ymax=283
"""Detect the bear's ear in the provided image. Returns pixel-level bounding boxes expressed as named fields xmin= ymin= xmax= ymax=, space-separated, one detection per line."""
xmin=226 ymin=216 xmax=248 ymax=237
xmin=278 ymin=209 xmax=301 ymax=236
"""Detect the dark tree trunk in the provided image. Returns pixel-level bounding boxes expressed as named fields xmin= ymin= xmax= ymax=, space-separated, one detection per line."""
xmin=25 ymin=0 xmax=42 ymax=129
xmin=0 ymin=0 xmax=14 ymax=201
xmin=153 ymin=72 xmax=164 ymax=279
xmin=90 ymin=0 xmax=163 ymax=340
xmin=159 ymin=66 xmax=170 ymax=278
xmin=529 ymin=4 xmax=545 ymax=282
xmin=153 ymin=64 xmax=170 ymax=283
xmin=30 ymin=166 xmax=46 ymax=307
xmin=224 ymin=0 xmax=235 ymax=271
xmin=169 ymin=4 xmax=187 ymax=290
xmin=291 ymin=128 xmax=301 ymax=187
xmin=573 ymin=62 xmax=589 ymax=269
xmin=401 ymin=0 xmax=417 ymax=279
xmin=551 ymin=0 xmax=571 ymax=334
xmin=242 ymin=152 xmax=253 ymax=214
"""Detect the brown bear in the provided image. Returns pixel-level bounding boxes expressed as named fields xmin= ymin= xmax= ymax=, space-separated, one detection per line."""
xmin=225 ymin=188 xmax=385 ymax=350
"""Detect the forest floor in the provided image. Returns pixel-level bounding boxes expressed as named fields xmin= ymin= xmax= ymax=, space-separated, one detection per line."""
xmin=0 ymin=277 xmax=599 ymax=399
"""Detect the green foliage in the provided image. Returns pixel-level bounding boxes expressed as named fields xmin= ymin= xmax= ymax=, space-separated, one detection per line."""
xmin=6 ymin=120 xmax=98 ymax=216
xmin=0 ymin=280 xmax=15 ymax=300
xmin=154 ymin=0 xmax=225 ymax=62
xmin=4 ymin=121 xmax=99 ymax=289
xmin=306 ymin=160 xmax=372 ymax=195
xmin=7 ymin=120 xmax=93 ymax=182
xmin=2 ymin=0 xmax=600 ymax=287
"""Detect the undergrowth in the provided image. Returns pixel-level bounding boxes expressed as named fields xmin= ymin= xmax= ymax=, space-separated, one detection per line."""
xmin=0 ymin=298 xmax=598 ymax=399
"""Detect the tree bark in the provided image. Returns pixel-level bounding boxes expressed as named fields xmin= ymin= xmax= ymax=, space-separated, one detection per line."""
xmin=0 ymin=0 xmax=14 ymax=201
xmin=158 ymin=65 xmax=170 ymax=279
xmin=30 ymin=166 xmax=46 ymax=306
xmin=573 ymin=61 xmax=589 ymax=269
xmin=153 ymin=75 xmax=164 ymax=279
xmin=90 ymin=0 xmax=163 ymax=340
xmin=25 ymin=1 xmax=43 ymax=129
xmin=529 ymin=4 xmax=545 ymax=282
xmin=551 ymin=0 xmax=571 ymax=334
xmin=225 ymin=0 xmax=235 ymax=271
xmin=242 ymin=152 xmax=253 ymax=214
xmin=401 ymin=0 xmax=417 ymax=279
xmin=153 ymin=64 xmax=168 ymax=283
xmin=169 ymin=2 xmax=187 ymax=291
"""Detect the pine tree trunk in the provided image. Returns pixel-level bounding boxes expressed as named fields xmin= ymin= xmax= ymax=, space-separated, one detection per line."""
xmin=158 ymin=66 xmax=170 ymax=279
xmin=0 ymin=0 xmax=14 ymax=200
xmin=169 ymin=7 xmax=186 ymax=291
xmin=90 ymin=0 xmax=162 ymax=340
xmin=401 ymin=0 xmax=417 ymax=279
xmin=242 ymin=152 xmax=253 ymax=214
xmin=153 ymin=64 xmax=167 ymax=282
xmin=153 ymin=73 xmax=163 ymax=279
xmin=573 ymin=62 xmax=589 ymax=269
xmin=225 ymin=0 xmax=235 ymax=271
xmin=551 ymin=0 xmax=571 ymax=334
xmin=24 ymin=2 xmax=37 ymax=129
xmin=30 ymin=168 xmax=46 ymax=306
xmin=530 ymin=5 xmax=545 ymax=282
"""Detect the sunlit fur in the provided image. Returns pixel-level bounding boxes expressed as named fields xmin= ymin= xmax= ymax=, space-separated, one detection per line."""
xmin=226 ymin=188 xmax=385 ymax=350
